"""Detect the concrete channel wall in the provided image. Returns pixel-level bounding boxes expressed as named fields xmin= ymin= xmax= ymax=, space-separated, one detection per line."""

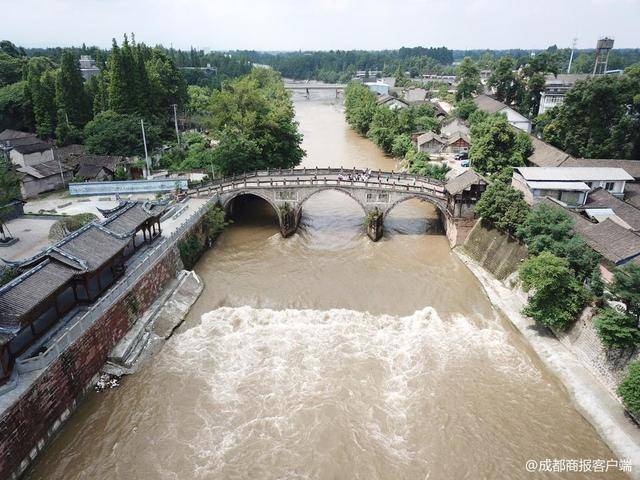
xmin=0 ymin=199 xmax=215 ymax=480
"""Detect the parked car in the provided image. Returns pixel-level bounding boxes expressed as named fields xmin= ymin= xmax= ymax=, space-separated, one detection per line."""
xmin=460 ymin=159 xmax=470 ymax=168
xmin=454 ymin=151 xmax=469 ymax=161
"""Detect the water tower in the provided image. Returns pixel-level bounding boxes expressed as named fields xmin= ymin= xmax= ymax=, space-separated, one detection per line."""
xmin=593 ymin=37 xmax=614 ymax=75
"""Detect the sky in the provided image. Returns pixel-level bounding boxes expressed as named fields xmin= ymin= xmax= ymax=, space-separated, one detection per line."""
xmin=2 ymin=0 xmax=639 ymax=51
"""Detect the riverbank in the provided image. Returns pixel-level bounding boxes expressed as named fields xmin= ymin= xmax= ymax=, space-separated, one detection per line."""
xmin=455 ymin=248 xmax=640 ymax=478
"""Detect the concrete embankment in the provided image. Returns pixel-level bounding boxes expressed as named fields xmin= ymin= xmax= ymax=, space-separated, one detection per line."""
xmin=458 ymin=222 xmax=640 ymax=478
xmin=104 ymin=270 xmax=204 ymax=375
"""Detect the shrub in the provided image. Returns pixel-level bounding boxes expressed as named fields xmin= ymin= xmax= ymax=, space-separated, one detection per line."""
xmin=519 ymin=251 xmax=588 ymax=330
xmin=49 ymin=213 xmax=98 ymax=241
xmin=594 ymin=308 xmax=640 ymax=349
xmin=618 ymin=362 xmax=640 ymax=415
xmin=391 ymin=134 xmax=413 ymax=158
xmin=475 ymin=180 xmax=530 ymax=236
xmin=178 ymin=234 xmax=203 ymax=270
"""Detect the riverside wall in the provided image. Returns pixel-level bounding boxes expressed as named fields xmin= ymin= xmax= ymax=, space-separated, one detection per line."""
xmin=0 ymin=200 xmax=214 ymax=480
xmin=460 ymin=221 xmax=640 ymax=475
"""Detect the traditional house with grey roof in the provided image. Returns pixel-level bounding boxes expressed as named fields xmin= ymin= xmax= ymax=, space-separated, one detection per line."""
xmin=416 ymin=132 xmax=446 ymax=153
xmin=445 ymin=169 xmax=488 ymax=219
xmin=16 ymin=160 xmax=74 ymax=198
xmin=8 ymin=138 xmax=54 ymax=167
xmin=0 ymin=201 xmax=166 ymax=384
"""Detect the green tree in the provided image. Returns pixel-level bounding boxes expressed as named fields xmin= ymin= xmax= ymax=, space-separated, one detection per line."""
xmin=454 ymin=98 xmax=477 ymax=119
xmin=83 ymin=110 xmax=160 ymax=156
xmin=368 ymin=106 xmax=400 ymax=154
xmin=0 ymin=158 xmax=21 ymax=204
xmin=589 ymin=266 xmax=605 ymax=301
xmin=391 ymin=133 xmax=413 ymax=158
xmin=206 ymin=69 xmax=303 ymax=175
xmin=594 ymin=308 xmax=640 ymax=350
xmin=344 ymin=82 xmax=378 ymax=135
xmin=488 ymin=56 xmax=523 ymax=105
xmin=519 ymin=251 xmax=588 ymax=330
xmin=517 ymin=203 xmax=599 ymax=280
xmin=475 ymin=179 xmax=530 ymax=235
xmin=28 ymin=69 xmax=57 ymax=138
xmin=0 ymin=81 xmax=32 ymax=131
xmin=55 ymin=51 xmax=91 ymax=127
xmin=618 ymin=362 xmax=640 ymax=415
xmin=408 ymin=156 xmax=450 ymax=180
xmin=542 ymin=66 xmax=640 ymax=159
xmin=469 ymin=113 xmax=533 ymax=175
xmin=611 ymin=263 xmax=640 ymax=322
xmin=0 ymin=52 xmax=24 ymax=87
xmin=455 ymin=57 xmax=482 ymax=101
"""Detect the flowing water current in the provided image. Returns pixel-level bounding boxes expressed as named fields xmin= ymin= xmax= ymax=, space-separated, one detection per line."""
xmin=25 ymin=92 xmax=627 ymax=479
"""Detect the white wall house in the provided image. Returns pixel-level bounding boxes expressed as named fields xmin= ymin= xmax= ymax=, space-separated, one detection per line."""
xmin=512 ymin=167 xmax=634 ymax=207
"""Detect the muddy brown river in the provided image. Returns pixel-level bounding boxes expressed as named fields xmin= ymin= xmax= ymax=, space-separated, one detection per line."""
xmin=25 ymin=93 xmax=626 ymax=479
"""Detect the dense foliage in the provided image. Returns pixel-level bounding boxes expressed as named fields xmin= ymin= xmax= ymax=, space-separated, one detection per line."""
xmin=178 ymin=204 xmax=229 ymax=269
xmin=519 ymin=251 xmax=588 ymax=330
xmin=0 ymin=37 xmax=188 ymax=149
xmin=0 ymin=157 xmax=21 ymax=205
xmin=83 ymin=110 xmax=161 ymax=156
xmin=238 ymin=47 xmax=454 ymax=82
xmin=474 ymin=178 xmax=529 ymax=236
xmin=468 ymin=113 xmax=533 ymax=176
xmin=541 ymin=64 xmax=640 ymax=159
xmin=516 ymin=203 xmax=599 ymax=281
xmin=204 ymin=69 xmax=304 ymax=176
xmin=455 ymin=57 xmax=482 ymax=101
xmin=618 ymin=362 xmax=640 ymax=415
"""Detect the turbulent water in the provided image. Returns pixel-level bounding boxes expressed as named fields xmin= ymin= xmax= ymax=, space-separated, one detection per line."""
xmin=25 ymin=92 xmax=627 ymax=480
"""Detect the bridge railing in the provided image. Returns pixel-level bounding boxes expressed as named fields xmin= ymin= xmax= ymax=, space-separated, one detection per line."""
xmin=188 ymin=167 xmax=446 ymax=196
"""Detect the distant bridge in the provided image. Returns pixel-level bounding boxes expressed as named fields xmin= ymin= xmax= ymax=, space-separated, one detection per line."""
xmin=283 ymin=83 xmax=347 ymax=90
xmin=188 ymin=168 xmax=485 ymax=245
xmin=283 ymin=83 xmax=347 ymax=98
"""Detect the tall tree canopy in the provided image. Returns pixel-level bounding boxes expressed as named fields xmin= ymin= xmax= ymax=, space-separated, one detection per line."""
xmin=455 ymin=57 xmax=482 ymax=101
xmin=541 ymin=64 xmax=640 ymax=159
xmin=206 ymin=69 xmax=304 ymax=175
xmin=469 ymin=113 xmax=533 ymax=175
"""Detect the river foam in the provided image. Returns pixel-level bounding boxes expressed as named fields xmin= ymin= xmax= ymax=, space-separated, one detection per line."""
xmin=154 ymin=306 xmax=549 ymax=479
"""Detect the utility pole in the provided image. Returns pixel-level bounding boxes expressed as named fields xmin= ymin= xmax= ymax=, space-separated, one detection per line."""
xmin=53 ymin=148 xmax=66 ymax=187
xmin=172 ymin=104 xmax=181 ymax=148
xmin=567 ymin=38 xmax=577 ymax=74
xmin=141 ymin=119 xmax=150 ymax=178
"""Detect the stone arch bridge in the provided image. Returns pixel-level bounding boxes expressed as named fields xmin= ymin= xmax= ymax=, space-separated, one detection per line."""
xmin=188 ymin=168 xmax=487 ymax=246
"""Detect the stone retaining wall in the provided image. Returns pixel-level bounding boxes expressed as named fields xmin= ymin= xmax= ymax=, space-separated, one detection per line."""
xmin=0 ymin=206 xmax=212 ymax=480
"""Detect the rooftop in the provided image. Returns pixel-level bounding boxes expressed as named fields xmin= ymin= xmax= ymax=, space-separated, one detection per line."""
xmin=515 ymin=167 xmax=634 ymax=182
xmin=445 ymin=169 xmax=487 ymax=195
xmin=0 ymin=259 xmax=76 ymax=330
xmin=17 ymin=160 xmax=73 ymax=179
xmin=561 ymin=158 xmax=640 ymax=180
xmin=526 ymin=181 xmax=590 ymax=191
xmin=0 ymin=129 xmax=36 ymax=142
xmin=473 ymin=94 xmax=509 ymax=114
xmin=101 ymin=202 xmax=165 ymax=236
xmin=584 ymin=188 xmax=640 ymax=231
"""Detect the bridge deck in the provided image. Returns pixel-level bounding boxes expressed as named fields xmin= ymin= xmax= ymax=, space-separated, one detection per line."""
xmin=188 ymin=168 xmax=446 ymax=198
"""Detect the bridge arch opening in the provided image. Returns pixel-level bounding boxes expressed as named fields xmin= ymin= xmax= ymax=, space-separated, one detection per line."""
xmin=383 ymin=197 xmax=445 ymax=236
xmin=224 ymin=193 xmax=280 ymax=228
xmin=298 ymin=189 xmax=368 ymax=246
